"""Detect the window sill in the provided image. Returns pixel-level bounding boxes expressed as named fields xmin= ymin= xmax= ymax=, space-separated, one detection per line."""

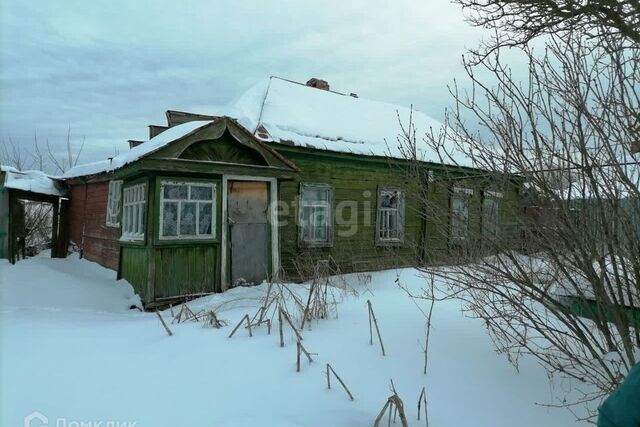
xmin=376 ymin=239 xmax=403 ymax=247
xmin=299 ymin=241 xmax=333 ymax=249
xmin=120 ymin=236 xmax=145 ymax=243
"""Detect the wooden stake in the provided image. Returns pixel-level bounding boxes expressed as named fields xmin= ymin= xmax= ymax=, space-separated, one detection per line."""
xmin=296 ymin=341 xmax=301 ymax=372
xmin=278 ymin=308 xmax=284 ymax=347
xmin=326 ymin=364 xmax=354 ymax=401
xmin=280 ymin=308 xmax=304 ymax=342
xmin=300 ymin=282 xmax=315 ymax=330
xmin=417 ymin=387 xmax=428 ymax=426
xmin=368 ymin=300 xmax=373 ymax=345
xmin=155 ymin=310 xmax=173 ymax=336
xmin=373 ymin=395 xmax=408 ymax=427
xmin=228 ymin=314 xmax=252 ymax=338
xmin=367 ymin=300 xmax=386 ymax=356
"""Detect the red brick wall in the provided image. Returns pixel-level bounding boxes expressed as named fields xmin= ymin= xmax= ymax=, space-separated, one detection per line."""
xmin=68 ymin=181 xmax=120 ymax=271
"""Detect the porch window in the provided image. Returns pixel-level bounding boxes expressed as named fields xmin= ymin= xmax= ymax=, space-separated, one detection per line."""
xmin=376 ymin=188 xmax=404 ymax=244
xmin=299 ymin=183 xmax=333 ymax=247
xmin=106 ymin=180 xmax=122 ymax=227
xmin=482 ymin=191 xmax=502 ymax=239
xmin=121 ymin=183 xmax=146 ymax=241
xmin=451 ymin=187 xmax=472 ymax=242
xmin=160 ymin=181 xmax=216 ymax=240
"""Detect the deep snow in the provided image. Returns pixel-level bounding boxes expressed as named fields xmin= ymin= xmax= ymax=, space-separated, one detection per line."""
xmin=0 ymin=254 xmax=584 ymax=427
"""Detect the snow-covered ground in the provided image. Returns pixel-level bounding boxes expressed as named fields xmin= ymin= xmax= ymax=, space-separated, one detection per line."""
xmin=1 ymin=254 xmax=584 ymax=427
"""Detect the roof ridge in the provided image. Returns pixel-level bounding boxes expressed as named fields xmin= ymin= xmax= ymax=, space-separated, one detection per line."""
xmin=270 ymin=75 xmax=347 ymax=97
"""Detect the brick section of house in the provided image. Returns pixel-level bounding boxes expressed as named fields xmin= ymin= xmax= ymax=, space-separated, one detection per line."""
xmin=68 ymin=181 xmax=120 ymax=271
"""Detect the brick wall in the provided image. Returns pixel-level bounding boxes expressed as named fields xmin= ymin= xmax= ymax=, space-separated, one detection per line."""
xmin=68 ymin=181 xmax=120 ymax=271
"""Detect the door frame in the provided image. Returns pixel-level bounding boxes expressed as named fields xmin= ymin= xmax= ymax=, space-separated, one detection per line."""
xmin=220 ymin=175 xmax=280 ymax=290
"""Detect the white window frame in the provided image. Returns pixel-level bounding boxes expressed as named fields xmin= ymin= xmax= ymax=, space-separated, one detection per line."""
xmin=121 ymin=182 xmax=146 ymax=241
xmin=159 ymin=180 xmax=217 ymax=241
xmin=376 ymin=187 xmax=405 ymax=245
xmin=106 ymin=180 xmax=122 ymax=227
xmin=482 ymin=191 xmax=502 ymax=239
xmin=451 ymin=188 xmax=472 ymax=242
xmin=298 ymin=183 xmax=333 ymax=247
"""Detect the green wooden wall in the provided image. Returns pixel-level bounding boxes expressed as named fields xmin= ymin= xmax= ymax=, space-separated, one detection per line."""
xmin=153 ymin=245 xmax=219 ymax=298
xmin=273 ymin=146 xmax=522 ymax=278
xmin=120 ymin=245 xmax=148 ymax=299
xmin=276 ymin=149 xmax=426 ymax=278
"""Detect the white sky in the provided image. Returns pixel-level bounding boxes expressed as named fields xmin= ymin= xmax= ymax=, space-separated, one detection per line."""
xmin=0 ymin=0 xmax=488 ymax=168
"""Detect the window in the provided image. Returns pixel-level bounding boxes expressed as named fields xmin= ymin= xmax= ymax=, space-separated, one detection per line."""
xmin=376 ymin=188 xmax=404 ymax=244
xmin=122 ymin=183 xmax=146 ymax=241
xmin=299 ymin=183 xmax=333 ymax=246
xmin=482 ymin=191 xmax=502 ymax=239
xmin=106 ymin=180 xmax=122 ymax=227
xmin=451 ymin=187 xmax=472 ymax=241
xmin=160 ymin=181 xmax=216 ymax=240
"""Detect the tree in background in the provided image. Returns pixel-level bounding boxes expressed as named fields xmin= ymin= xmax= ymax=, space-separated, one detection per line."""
xmin=398 ymin=0 xmax=639 ymax=421
xmin=1 ymin=128 xmax=84 ymax=254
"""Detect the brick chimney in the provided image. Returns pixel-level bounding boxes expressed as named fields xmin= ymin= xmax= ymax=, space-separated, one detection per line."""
xmin=306 ymin=78 xmax=330 ymax=91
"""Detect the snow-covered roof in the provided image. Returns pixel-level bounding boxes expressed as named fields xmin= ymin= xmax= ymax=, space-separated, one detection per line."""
xmin=1 ymin=165 xmax=67 ymax=197
xmin=62 ymin=120 xmax=213 ymax=178
xmin=229 ymin=77 xmax=471 ymax=165
xmin=63 ymin=77 xmax=473 ymax=179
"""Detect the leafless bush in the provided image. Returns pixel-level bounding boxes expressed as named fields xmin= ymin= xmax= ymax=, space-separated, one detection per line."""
xmin=398 ymin=32 xmax=639 ymax=421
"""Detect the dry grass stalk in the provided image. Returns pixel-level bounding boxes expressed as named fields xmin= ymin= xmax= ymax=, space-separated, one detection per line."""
xmin=155 ymin=310 xmax=173 ymax=336
xmin=417 ymin=387 xmax=428 ymax=426
xmin=204 ymin=310 xmax=227 ymax=328
xmin=279 ymin=307 xmax=304 ymax=344
xmin=279 ymin=309 xmax=284 ymax=347
xmin=326 ymin=363 xmax=355 ymax=401
xmin=228 ymin=314 xmax=252 ymax=338
xmin=372 ymin=394 xmax=408 ymax=427
xmin=295 ymin=340 xmax=314 ymax=372
xmin=367 ymin=300 xmax=386 ymax=356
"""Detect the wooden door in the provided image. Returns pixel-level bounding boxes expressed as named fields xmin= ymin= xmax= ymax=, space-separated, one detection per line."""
xmin=228 ymin=181 xmax=269 ymax=286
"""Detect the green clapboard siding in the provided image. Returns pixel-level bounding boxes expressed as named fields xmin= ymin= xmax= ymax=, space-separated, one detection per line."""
xmin=120 ymin=245 xmax=149 ymax=300
xmin=275 ymin=150 xmax=425 ymax=278
xmin=153 ymin=245 xmax=219 ymax=298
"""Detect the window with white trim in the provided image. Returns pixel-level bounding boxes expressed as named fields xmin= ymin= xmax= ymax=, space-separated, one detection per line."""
xmin=106 ymin=180 xmax=122 ymax=227
xmin=482 ymin=191 xmax=502 ymax=239
xmin=451 ymin=187 xmax=472 ymax=242
xmin=299 ymin=183 xmax=333 ymax=246
xmin=121 ymin=183 xmax=146 ymax=241
xmin=376 ymin=188 xmax=404 ymax=244
xmin=160 ymin=181 xmax=216 ymax=240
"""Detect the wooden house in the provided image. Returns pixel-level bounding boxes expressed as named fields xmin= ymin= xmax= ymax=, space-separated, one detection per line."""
xmin=59 ymin=77 xmax=522 ymax=307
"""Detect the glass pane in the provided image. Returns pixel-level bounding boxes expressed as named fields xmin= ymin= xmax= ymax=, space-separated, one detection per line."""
xmin=140 ymin=204 xmax=146 ymax=235
xmin=163 ymin=184 xmax=188 ymax=200
xmin=162 ymin=202 xmax=178 ymax=237
xmin=198 ymin=203 xmax=213 ymax=235
xmin=302 ymin=187 xmax=328 ymax=203
xmin=301 ymin=206 xmax=312 ymax=240
xmin=191 ymin=185 xmax=213 ymax=201
xmin=380 ymin=191 xmax=399 ymax=209
xmin=133 ymin=204 xmax=139 ymax=234
xmin=312 ymin=207 xmax=327 ymax=241
xmin=180 ymin=202 xmax=197 ymax=235
xmin=127 ymin=206 xmax=134 ymax=234
xmin=388 ymin=211 xmax=398 ymax=235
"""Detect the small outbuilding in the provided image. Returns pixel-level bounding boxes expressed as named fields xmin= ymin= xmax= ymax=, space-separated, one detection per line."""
xmin=0 ymin=166 xmax=68 ymax=262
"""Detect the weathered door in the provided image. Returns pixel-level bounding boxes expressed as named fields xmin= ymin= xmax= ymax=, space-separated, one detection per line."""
xmin=228 ymin=181 xmax=270 ymax=286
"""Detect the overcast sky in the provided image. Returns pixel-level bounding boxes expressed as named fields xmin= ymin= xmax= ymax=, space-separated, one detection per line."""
xmin=0 ymin=0 xmax=488 ymax=170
